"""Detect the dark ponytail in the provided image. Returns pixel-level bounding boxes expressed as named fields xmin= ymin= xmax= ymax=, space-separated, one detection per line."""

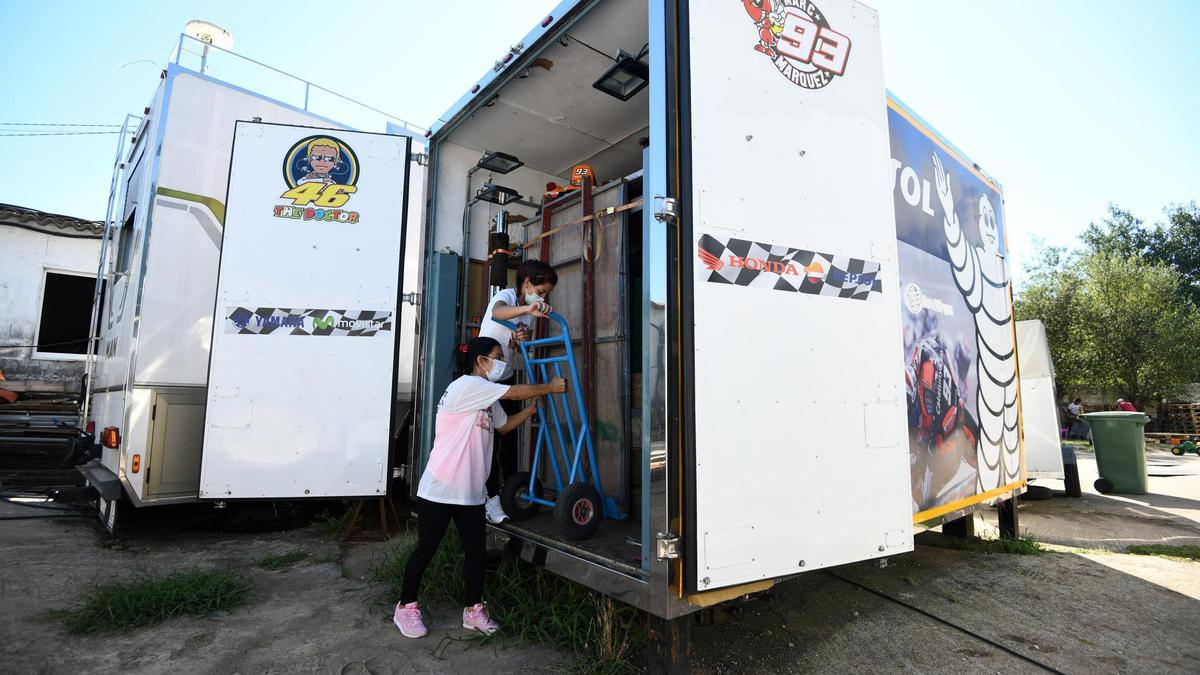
xmin=453 ymin=336 xmax=501 ymax=376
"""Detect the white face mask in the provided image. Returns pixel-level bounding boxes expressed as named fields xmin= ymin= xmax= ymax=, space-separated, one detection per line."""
xmin=483 ymin=357 xmax=507 ymax=382
xmin=525 ymin=291 xmax=545 ymax=306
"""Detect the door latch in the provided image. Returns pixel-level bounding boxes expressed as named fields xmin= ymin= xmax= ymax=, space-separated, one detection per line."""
xmin=402 ymin=292 xmax=421 ymax=306
xmin=653 ymin=195 xmax=678 ymax=223
xmin=411 ymin=153 xmax=428 ymax=166
xmin=655 ymin=532 xmax=681 ymax=560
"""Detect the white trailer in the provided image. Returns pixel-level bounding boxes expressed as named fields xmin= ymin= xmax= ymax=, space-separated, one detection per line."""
xmin=406 ymin=1 xmax=1027 ymax=641
xmin=78 ymin=40 xmax=423 ymax=527
xmin=1016 ymin=320 xmax=1066 ymax=479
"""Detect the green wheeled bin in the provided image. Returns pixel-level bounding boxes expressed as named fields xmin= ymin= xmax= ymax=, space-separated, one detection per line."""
xmin=1083 ymin=411 xmax=1150 ymax=494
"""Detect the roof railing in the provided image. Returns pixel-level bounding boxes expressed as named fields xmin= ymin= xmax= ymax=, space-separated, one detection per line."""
xmin=169 ymin=33 xmax=425 ymax=136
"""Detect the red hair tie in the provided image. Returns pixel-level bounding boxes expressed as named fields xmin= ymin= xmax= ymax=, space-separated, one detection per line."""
xmin=459 ymin=343 xmax=469 ymax=353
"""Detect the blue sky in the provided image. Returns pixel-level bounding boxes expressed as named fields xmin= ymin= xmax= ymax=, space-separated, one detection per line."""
xmin=1 ymin=1 xmax=1197 ymax=287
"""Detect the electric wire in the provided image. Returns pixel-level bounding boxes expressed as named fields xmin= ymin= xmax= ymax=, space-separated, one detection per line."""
xmin=565 ymin=34 xmax=615 ymax=61
xmin=828 ymin=572 xmax=1065 ymax=674
xmin=0 ymin=131 xmax=123 ymax=137
xmin=0 ymin=122 xmax=122 ymax=127
xmin=0 ymin=337 xmax=92 ymax=350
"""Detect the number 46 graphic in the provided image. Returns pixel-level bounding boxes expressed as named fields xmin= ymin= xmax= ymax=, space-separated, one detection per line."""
xmin=777 ymin=11 xmax=851 ymax=76
xmin=280 ymin=182 xmax=357 ymax=207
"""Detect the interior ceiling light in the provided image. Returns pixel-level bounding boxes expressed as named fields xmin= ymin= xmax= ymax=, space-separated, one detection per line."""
xmin=593 ymin=50 xmax=649 ymax=101
xmin=477 ymin=183 xmax=521 ymax=205
xmin=476 ymin=151 xmax=523 ymax=174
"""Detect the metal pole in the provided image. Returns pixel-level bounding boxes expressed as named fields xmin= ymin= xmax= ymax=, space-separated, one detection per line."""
xmin=459 ymin=167 xmax=480 ymax=342
xmin=201 ymin=44 xmax=209 ymax=74
xmin=998 ymin=496 xmax=1020 ymax=539
xmin=304 ymin=82 xmax=310 ymax=111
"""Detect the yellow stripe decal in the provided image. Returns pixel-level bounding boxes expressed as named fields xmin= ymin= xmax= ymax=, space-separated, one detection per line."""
xmin=156 ymin=187 xmax=226 ymax=225
xmin=913 ymin=480 xmax=1026 ymax=524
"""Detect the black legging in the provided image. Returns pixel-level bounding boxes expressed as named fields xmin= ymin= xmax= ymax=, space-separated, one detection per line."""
xmin=400 ymin=498 xmax=486 ymax=606
xmin=486 ymin=375 xmax=521 ymax=498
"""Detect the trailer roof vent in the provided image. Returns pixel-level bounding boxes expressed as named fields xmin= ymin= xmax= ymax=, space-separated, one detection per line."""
xmin=593 ymin=50 xmax=649 ymax=102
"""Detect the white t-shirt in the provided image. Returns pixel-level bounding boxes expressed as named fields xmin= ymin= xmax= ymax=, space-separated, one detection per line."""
xmin=417 ymin=375 xmax=510 ymax=505
xmin=478 ymin=288 xmax=532 ymax=381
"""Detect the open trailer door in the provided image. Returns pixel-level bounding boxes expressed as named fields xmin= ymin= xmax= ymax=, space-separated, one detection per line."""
xmin=200 ymin=122 xmax=411 ymax=499
xmin=679 ymin=0 xmax=914 ymax=592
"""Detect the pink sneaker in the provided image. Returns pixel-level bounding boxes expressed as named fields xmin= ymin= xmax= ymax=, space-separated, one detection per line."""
xmin=462 ymin=603 xmax=500 ymax=635
xmin=394 ymin=601 xmax=427 ymax=638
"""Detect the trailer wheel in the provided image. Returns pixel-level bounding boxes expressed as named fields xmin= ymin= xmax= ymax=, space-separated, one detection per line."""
xmin=555 ymin=482 xmax=603 ymax=541
xmin=1094 ymin=478 xmax=1114 ymax=494
xmin=502 ymin=471 xmax=543 ymax=521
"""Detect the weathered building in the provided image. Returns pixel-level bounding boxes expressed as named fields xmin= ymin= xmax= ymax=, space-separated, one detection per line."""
xmin=0 ymin=203 xmax=102 ymax=392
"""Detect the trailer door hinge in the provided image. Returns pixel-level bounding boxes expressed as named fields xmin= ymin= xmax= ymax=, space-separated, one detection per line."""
xmin=394 ymin=465 xmax=407 ymax=480
xmin=653 ymin=195 xmax=678 ymax=223
xmin=655 ymin=532 xmax=681 ymax=561
xmin=412 ymin=153 xmax=428 ymax=166
xmin=402 ymin=292 xmax=421 ymax=306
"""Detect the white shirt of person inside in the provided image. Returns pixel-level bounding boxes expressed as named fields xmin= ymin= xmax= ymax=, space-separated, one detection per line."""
xmin=417 ymin=375 xmax=510 ymax=506
xmin=478 ymin=288 xmax=532 ymax=381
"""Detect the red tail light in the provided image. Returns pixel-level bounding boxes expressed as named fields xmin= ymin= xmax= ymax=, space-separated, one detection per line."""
xmin=101 ymin=427 xmax=121 ymax=449
xmin=85 ymin=421 xmax=96 ymax=435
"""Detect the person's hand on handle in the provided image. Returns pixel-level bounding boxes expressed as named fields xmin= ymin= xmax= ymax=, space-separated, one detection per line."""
xmin=526 ymin=301 xmax=554 ymax=319
xmin=513 ymin=324 xmax=530 ymax=343
xmin=549 ymin=377 xmax=567 ymax=393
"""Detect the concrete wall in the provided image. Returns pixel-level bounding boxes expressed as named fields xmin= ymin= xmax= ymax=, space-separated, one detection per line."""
xmin=0 ymin=226 xmax=101 ymax=388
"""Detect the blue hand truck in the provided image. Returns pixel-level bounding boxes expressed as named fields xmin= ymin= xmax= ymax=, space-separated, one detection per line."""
xmin=494 ymin=312 xmax=627 ymax=540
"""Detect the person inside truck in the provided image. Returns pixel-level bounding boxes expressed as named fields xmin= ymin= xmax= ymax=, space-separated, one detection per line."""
xmin=300 ymin=138 xmax=341 ymax=184
xmin=394 ymin=336 xmax=566 ymax=639
xmin=477 ymin=259 xmax=558 ymax=524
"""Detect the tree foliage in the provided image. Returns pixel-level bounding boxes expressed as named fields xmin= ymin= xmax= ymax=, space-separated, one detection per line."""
xmin=1017 ymin=203 xmax=1200 ymax=408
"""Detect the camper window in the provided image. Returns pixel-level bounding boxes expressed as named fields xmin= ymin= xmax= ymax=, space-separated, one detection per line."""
xmin=34 ymin=270 xmax=102 ymax=358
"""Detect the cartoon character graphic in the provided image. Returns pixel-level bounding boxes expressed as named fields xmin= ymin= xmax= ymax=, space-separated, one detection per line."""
xmin=300 ymin=138 xmax=341 ymax=185
xmin=905 ymin=335 xmax=980 ymax=508
xmin=931 ymin=152 xmax=1019 ymax=492
xmin=743 ymin=0 xmax=785 ymax=58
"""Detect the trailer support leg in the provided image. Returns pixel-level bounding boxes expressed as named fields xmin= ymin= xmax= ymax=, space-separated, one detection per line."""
xmin=998 ymin=496 xmax=1019 ymax=540
xmin=647 ymin=614 xmax=691 ymax=674
xmin=942 ymin=513 xmax=974 ymax=538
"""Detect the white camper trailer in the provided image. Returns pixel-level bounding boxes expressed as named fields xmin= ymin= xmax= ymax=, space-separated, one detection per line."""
xmin=78 ymin=37 xmax=424 ymax=527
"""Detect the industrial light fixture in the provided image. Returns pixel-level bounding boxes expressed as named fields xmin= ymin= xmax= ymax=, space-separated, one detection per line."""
xmin=476 ymin=150 xmax=524 ymax=174
xmin=593 ymin=50 xmax=649 ymax=101
xmin=476 ymin=183 xmax=522 ymax=205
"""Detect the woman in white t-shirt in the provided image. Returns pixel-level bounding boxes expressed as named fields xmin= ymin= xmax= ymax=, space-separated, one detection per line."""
xmin=477 ymin=259 xmax=558 ymax=523
xmin=393 ymin=336 xmax=566 ymax=639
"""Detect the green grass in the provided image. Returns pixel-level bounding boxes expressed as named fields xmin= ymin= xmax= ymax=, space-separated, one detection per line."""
xmin=315 ymin=504 xmax=356 ymax=539
xmin=255 ymin=550 xmax=309 ymax=571
xmin=53 ymin=570 xmax=251 ymax=634
xmin=923 ymin=534 xmax=1047 ymax=555
xmin=375 ymin=528 xmax=643 ymax=673
xmin=1126 ymin=544 xmax=1200 ymax=561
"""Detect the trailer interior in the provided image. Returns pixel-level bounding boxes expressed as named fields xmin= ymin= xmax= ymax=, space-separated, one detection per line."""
xmin=420 ymin=0 xmax=655 ymax=579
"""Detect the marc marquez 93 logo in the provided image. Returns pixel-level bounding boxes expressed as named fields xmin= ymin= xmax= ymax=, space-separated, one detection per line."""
xmin=743 ymin=0 xmax=852 ymax=90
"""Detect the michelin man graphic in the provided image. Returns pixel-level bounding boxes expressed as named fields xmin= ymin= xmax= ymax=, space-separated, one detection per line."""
xmin=931 ymin=152 xmax=1020 ymax=492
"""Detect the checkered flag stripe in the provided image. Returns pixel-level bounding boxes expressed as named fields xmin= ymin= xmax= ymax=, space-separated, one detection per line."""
xmin=224 ymin=307 xmax=394 ymax=336
xmin=697 ymin=234 xmax=883 ymax=301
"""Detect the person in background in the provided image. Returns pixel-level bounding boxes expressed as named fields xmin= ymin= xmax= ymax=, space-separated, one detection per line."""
xmin=394 ymin=337 xmax=566 ymax=639
xmin=1066 ymin=398 xmax=1083 ymax=419
xmin=1116 ymin=399 xmax=1137 ymax=412
xmin=477 ymin=259 xmax=558 ymax=524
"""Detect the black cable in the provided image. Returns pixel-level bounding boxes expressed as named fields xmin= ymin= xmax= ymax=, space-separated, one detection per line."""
xmin=565 ymin=33 xmax=615 ymax=61
xmin=0 ymin=131 xmax=122 ymax=137
xmin=635 ymin=42 xmax=649 ymax=59
xmin=0 ymin=122 xmax=122 ymax=127
xmin=829 ymin=572 xmax=1065 ymax=674
xmin=0 ymin=337 xmax=92 ymax=350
